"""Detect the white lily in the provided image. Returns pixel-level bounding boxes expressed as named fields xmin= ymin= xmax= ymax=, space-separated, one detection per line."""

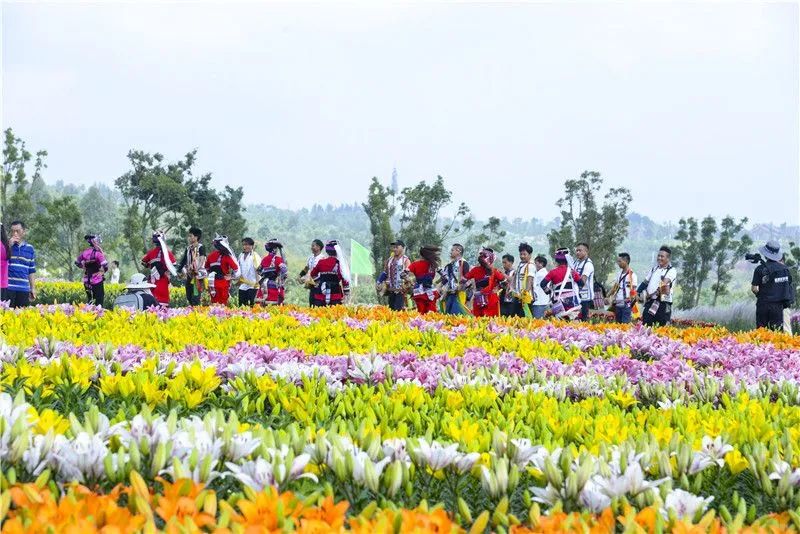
xmin=662 ymin=488 xmax=713 ymax=519
xmin=579 ymin=479 xmax=612 ymax=512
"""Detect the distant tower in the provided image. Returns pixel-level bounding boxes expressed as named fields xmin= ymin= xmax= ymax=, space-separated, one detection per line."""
xmin=391 ymin=167 xmax=398 ymax=194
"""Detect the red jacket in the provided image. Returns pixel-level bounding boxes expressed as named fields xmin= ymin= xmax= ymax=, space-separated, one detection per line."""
xmin=205 ymin=251 xmax=238 ymax=284
xmin=310 ymin=256 xmax=350 ymax=304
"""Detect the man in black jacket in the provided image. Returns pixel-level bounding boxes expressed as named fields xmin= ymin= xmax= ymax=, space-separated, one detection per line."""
xmin=752 ymin=241 xmax=794 ymax=330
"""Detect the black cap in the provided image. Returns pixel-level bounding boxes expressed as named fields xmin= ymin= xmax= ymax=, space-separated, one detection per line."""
xmin=391 ymin=240 xmax=406 ymax=248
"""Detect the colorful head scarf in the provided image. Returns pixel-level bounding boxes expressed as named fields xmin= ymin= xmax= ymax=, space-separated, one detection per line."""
xmin=478 ymin=247 xmax=495 ymax=268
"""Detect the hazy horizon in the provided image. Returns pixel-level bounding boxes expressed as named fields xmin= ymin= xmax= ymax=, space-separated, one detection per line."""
xmin=3 ymin=2 xmax=799 ymax=225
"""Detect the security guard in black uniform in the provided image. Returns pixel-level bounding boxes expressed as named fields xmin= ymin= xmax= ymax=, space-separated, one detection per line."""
xmin=751 ymin=240 xmax=794 ymax=330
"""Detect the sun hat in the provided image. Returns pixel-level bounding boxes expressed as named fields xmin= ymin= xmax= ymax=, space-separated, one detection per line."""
xmin=125 ymin=273 xmax=156 ymax=289
xmin=759 ymin=240 xmax=783 ymax=262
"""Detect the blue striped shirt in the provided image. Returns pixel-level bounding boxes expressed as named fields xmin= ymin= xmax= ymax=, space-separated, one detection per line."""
xmin=8 ymin=242 xmax=36 ymax=292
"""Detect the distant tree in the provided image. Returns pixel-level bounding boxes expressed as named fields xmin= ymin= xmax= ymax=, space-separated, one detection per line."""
xmin=1 ymin=128 xmax=47 ymax=227
xmin=673 ymin=215 xmax=752 ymax=308
xmin=80 ymin=184 xmax=122 ymax=249
xmin=547 ymin=171 xmax=632 ymax=285
xmin=29 ymin=196 xmax=83 ymax=281
xmin=397 ymin=175 xmax=472 ymax=255
xmin=710 ymin=217 xmax=752 ymax=305
xmin=362 ymin=177 xmax=395 ymax=276
xmin=780 ymin=241 xmax=800 ymax=297
xmin=466 ymin=216 xmax=506 ymax=257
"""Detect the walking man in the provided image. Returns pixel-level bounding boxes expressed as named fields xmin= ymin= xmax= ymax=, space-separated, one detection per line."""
xmin=638 ymin=246 xmax=677 ymax=327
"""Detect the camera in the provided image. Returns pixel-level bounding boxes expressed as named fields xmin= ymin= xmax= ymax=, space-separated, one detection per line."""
xmin=745 ymin=252 xmax=764 ymax=265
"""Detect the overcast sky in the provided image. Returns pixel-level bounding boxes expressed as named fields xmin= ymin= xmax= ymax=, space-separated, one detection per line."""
xmin=2 ymin=1 xmax=798 ymax=225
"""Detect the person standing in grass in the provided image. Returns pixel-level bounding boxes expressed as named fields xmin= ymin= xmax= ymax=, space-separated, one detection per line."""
xmin=439 ymin=243 xmax=471 ymax=315
xmin=407 ymin=246 xmax=442 ymax=314
xmin=299 ymin=239 xmax=326 ymax=306
xmin=572 ymin=243 xmax=595 ymax=321
xmin=257 ymin=239 xmax=288 ymax=306
xmin=609 ymin=252 xmax=637 ymax=324
xmin=310 ymin=240 xmax=350 ymax=306
xmin=6 ymin=220 xmax=36 ymax=308
xmin=177 ymin=227 xmax=207 ymax=306
xmin=205 ymin=235 xmax=239 ymax=306
xmin=75 ymin=234 xmax=109 ymax=307
xmin=237 ymin=237 xmax=261 ymax=306
xmin=465 ymin=247 xmax=506 ymax=317
xmin=142 ymin=231 xmax=177 ymax=307
xmin=638 ymin=246 xmax=677 ymax=327
xmin=378 ymin=240 xmax=411 ymax=311
xmin=499 ymin=254 xmax=516 ymax=317
xmin=531 ymin=255 xmax=550 ymax=319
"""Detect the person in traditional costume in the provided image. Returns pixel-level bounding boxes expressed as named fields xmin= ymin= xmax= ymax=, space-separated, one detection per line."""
xmin=176 ymin=227 xmax=207 ymax=306
xmin=75 ymin=234 xmax=108 ymax=307
xmin=309 ymin=240 xmax=350 ymax=306
xmin=257 ymin=239 xmax=288 ymax=305
xmin=407 ymin=245 xmax=441 ymax=314
xmin=510 ymin=242 xmax=536 ymax=318
xmin=540 ymin=248 xmax=583 ymax=320
xmin=377 ymin=240 xmax=411 ymax=311
xmin=438 ymin=243 xmax=471 ymax=315
xmin=141 ymin=231 xmax=177 ymax=306
xmin=465 ymin=247 xmax=506 ymax=317
xmin=205 ymin=234 xmax=239 ymax=306
xmin=299 ymin=239 xmax=326 ymax=305
xmin=237 ymin=237 xmax=261 ymax=306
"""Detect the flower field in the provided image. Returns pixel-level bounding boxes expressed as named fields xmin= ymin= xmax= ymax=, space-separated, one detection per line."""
xmin=1 ymin=305 xmax=800 ymax=532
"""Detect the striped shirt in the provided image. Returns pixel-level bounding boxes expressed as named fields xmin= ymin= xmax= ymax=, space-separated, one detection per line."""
xmin=8 ymin=242 xmax=36 ymax=292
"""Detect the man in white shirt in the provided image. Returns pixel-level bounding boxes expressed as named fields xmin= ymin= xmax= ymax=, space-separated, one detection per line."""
xmin=611 ymin=252 xmax=638 ymax=324
xmin=532 ymin=255 xmax=550 ymax=319
xmin=637 ymin=245 xmax=678 ymax=327
xmin=573 ymin=243 xmax=595 ymax=321
xmin=510 ymin=243 xmax=537 ymax=317
xmin=299 ymin=239 xmax=326 ymax=305
xmin=237 ymin=237 xmax=261 ymax=306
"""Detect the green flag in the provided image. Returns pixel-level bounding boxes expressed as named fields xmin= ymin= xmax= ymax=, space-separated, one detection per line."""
xmin=350 ymin=239 xmax=373 ymax=276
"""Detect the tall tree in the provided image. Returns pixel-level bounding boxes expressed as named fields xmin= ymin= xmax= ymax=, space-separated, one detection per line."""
xmin=115 ymin=150 xmax=197 ymax=266
xmin=672 ymin=218 xmax=700 ymax=309
xmin=466 ymin=216 xmax=507 ymax=257
xmin=29 ymin=196 xmax=83 ymax=281
xmin=547 ymin=171 xmax=633 ymax=285
xmin=674 ymin=215 xmax=752 ymax=308
xmin=397 ymin=175 xmax=472 ymax=255
xmin=710 ymin=217 xmax=752 ymax=305
xmin=80 ymin=184 xmax=123 ymax=260
xmin=362 ymin=177 xmax=396 ymax=276
xmin=1 ymin=128 xmax=47 ymax=227
xmin=218 ymin=186 xmax=247 ymax=246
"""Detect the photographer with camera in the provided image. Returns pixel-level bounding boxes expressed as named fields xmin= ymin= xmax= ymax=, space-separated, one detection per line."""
xmin=750 ymin=241 xmax=794 ymax=331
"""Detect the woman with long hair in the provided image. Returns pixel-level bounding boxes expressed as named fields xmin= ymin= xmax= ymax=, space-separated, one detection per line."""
xmin=0 ymin=223 xmax=9 ymax=302
xmin=407 ymin=245 xmax=442 ymax=314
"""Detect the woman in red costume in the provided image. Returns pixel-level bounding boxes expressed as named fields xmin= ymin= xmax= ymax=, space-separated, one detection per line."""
xmin=465 ymin=247 xmax=506 ymax=317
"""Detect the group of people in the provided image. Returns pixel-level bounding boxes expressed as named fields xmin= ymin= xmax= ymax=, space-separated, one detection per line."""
xmin=124 ymin=229 xmax=352 ymax=309
xmin=0 ymin=220 xmax=793 ymax=331
xmin=377 ymin=240 xmax=678 ymax=326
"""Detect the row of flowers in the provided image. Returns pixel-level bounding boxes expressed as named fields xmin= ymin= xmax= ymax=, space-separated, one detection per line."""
xmin=2 ymin=304 xmax=800 ymax=359
xmin=5 ymin=355 xmax=800 ymax=451
xmin=2 ymin=393 xmax=800 ymax=518
xmin=5 ymin=336 xmax=800 ymax=399
xmin=5 ymin=475 xmax=799 ymax=533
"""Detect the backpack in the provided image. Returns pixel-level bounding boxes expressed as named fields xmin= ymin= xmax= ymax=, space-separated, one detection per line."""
xmin=113 ymin=293 xmax=145 ymax=311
